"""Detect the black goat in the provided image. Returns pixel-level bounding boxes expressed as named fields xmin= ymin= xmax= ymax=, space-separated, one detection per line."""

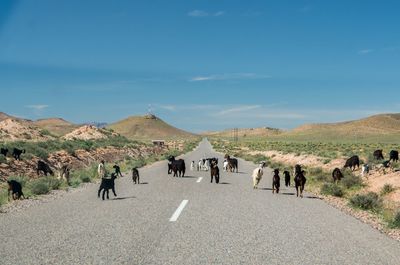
xmin=283 ymin=171 xmax=291 ymax=187
xmin=272 ymin=169 xmax=280 ymax=194
xmin=12 ymin=148 xmax=25 ymax=160
xmin=1 ymin=148 xmax=8 ymax=157
xmin=210 ymin=161 xmax=220 ymax=184
xmin=132 ymin=168 xmax=140 ymax=184
xmin=37 ymin=160 xmax=54 ymax=176
xmin=98 ymin=173 xmax=117 ymax=200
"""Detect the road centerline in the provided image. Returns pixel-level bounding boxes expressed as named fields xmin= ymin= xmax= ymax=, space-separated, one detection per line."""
xmin=169 ymin=200 xmax=189 ymax=222
xmin=196 ymin=177 xmax=203 ymax=183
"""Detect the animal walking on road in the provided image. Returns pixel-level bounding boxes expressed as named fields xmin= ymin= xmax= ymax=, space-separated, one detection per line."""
xmin=132 ymin=167 xmax=140 ymax=184
xmin=283 ymin=171 xmax=291 ymax=187
xmin=98 ymin=173 xmax=117 ymax=200
xmin=225 ymin=155 xmax=238 ymax=173
xmin=294 ymin=165 xmax=306 ymax=198
xmin=113 ymin=164 xmax=123 ymax=177
xmin=272 ymin=169 xmax=280 ymax=194
xmin=252 ymin=162 xmax=266 ymax=189
xmin=190 ymin=161 xmax=195 ymax=171
xmin=168 ymin=156 xmax=186 ymax=177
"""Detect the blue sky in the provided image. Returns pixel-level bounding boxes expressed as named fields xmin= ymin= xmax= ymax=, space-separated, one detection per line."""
xmin=1 ymin=0 xmax=400 ymax=132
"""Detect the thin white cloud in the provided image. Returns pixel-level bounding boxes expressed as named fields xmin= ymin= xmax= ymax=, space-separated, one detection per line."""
xmin=25 ymin=105 xmax=49 ymax=110
xmin=188 ymin=10 xmax=209 ymax=17
xmin=214 ymin=11 xmax=225 ymax=17
xmin=217 ymin=105 xmax=261 ymax=116
xmin=190 ymin=73 xmax=270 ymax=82
xmin=358 ymin=49 xmax=374 ymax=55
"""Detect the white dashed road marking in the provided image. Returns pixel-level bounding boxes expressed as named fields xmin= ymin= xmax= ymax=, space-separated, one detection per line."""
xmin=196 ymin=177 xmax=203 ymax=183
xmin=169 ymin=200 xmax=189 ymax=222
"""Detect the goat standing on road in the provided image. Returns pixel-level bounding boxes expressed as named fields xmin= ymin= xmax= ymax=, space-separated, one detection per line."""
xmin=210 ymin=160 xmax=220 ymax=184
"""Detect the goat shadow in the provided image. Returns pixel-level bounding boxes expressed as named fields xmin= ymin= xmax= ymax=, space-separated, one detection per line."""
xmin=112 ymin=196 xmax=136 ymax=201
xmin=219 ymin=182 xmax=231 ymax=185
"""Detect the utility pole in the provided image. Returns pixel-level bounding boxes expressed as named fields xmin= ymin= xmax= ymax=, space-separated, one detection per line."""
xmin=233 ymin=128 xmax=238 ymax=143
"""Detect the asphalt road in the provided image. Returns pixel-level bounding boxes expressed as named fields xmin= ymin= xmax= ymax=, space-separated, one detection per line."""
xmin=1 ymin=139 xmax=399 ymax=265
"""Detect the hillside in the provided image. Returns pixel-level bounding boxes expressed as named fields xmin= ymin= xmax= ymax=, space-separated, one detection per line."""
xmin=63 ymin=125 xmax=118 ymax=141
xmin=108 ymin=114 xmax=197 ymax=140
xmin=205 ymin=127 xmax=282 ymax=138
xmin=0 ymin=112 xmax=26 ymax=122
xmin=0 ymin=119 xmax=54 ymax=142
xmin=33 ymin=118 xmax=78 ymax=136
xmin=277 ymin=113 xmax=400 ymax=142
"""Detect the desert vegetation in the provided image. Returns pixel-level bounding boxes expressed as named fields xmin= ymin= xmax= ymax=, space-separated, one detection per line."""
xmin=211 ymin=138 xmax=400 ymax=230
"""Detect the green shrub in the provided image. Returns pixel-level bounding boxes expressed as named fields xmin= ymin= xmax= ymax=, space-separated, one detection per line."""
xmin=80 ymin=175 xmax=91 ymax=183
xmin=380 ymin=184 xmax=395 ymax=196
xmin=46 ymin=177 xmax=62 ymax=190
xmin=0 ymin=155 xmax=7 ymax=164
xmin=389 ymin=211 xmax=400 ymax=228
xmin=349 ymin=192 xmax=382 ymax=211
xmin=69 ymin=177 xmax=82 ymax=188
xmin=30 ymin=178 xmax=50 ymax=195
xmin=321 ymin=183 xmax=344 ymax=197
xmin=341 ymin=175 xmax=363 ymax=189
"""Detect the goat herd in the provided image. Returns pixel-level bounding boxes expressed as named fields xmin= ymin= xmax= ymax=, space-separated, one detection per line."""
xmin=1 ymin=148 xmax=399 ymax=203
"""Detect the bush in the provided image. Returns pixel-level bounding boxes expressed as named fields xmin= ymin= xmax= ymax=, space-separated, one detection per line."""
xmin=46 ymin=177 xmax=62 ymax=190
xmin=69 ymin=177 xmax=82 ymax=188
xmin=349 ymin=192 xmax=382 ymax=211
xmin=30 ymin=178 xmax=50 ymax=195
xmin=389 ymin=211 xmax=400 ymax=228
xmin=341 ymin=175 xmax=363 ymax=189
xmin=321 ymin=183 xmax=344 ymax=197
xmin=80 ymin=175 xmax=91 ymax=183
xmin=0 ymin=155 xmax=7 ymax=164
xmin=380 ymin=184 xmax=395 ymax=196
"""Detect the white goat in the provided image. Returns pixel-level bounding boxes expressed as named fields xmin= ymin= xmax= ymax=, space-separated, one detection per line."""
xmin=252 ymin=162 xmax=266 ymax=189
xmin=223 ymin=160 xmax=229 ymax=172
xmin=190 ymin=161 xmax=195 ymax=171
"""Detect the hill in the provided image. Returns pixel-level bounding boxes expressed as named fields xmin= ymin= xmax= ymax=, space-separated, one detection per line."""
xmin=63 ymin=125 xmax=118 ymax=141
xmin=0 ymin=119 xmax=54 ymax=142
xmin=276 ymin=113 xmax=400 ymax=142
xmin=205 ymin=127 xmax=282 ymax=138
xmin=107 ymin=114 xmax=197 ymax=140
xmin=33 ymin=118 xmax=78 ymax=136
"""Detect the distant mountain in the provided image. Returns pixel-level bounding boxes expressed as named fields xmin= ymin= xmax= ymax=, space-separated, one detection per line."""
xmin=107 ymin=114 xmax=197 ymax=140
xmin=204 ymin=127 xmax=282 ymax=138
xmin=34 ymin=118 xmax=78 ymax=136
xmin=85 ymin=122 xmax=108 ymax=128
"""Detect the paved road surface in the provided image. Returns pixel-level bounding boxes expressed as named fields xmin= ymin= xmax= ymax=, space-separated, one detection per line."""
xmin=1 ymin=139 xmax=399 ymax=265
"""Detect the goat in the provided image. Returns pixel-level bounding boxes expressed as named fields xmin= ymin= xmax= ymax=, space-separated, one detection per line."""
xmin=210 ymin=160 xmax=220 ymax=184
xmin=252 ymin=162 xmax=266 ymax=189
xmin=1 ymin=178 xmax=25 ymax=201
xmin=272 ymin=169 xmax=280 ymax=194
xmin=98 ymin=173 xmax=117 ymax=200
xmin=12 ymin=148 xmax=25 ymax=160
xmin=132 ymin=168 xmax=140 ymax=184
xmin=283 ymin=171 xmax=291 ymax=187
